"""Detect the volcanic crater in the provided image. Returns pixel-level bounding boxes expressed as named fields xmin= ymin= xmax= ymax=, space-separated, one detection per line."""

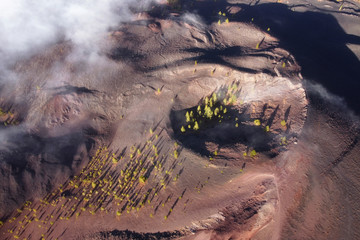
xmin=0 ymin=0 xmax=359 ymax=240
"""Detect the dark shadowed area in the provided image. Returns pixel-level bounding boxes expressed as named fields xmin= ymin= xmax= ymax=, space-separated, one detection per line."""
xmin=0 ymin=0 xmax=359 ymax=240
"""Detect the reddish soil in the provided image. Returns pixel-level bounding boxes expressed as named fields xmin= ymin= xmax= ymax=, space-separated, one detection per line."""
xmin=0 ymin=0 xmax=359 ymax=240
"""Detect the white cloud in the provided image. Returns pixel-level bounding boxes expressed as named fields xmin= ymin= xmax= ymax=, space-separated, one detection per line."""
xmin=0 ymin=0 xmax=159 ymax=74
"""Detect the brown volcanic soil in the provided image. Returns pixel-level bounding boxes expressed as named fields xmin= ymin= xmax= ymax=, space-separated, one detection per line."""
xmin=0 ymin=0 xmax=360 ymax=240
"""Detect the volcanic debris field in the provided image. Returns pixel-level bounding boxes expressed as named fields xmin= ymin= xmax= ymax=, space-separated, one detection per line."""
xmin=0 ymin=0 xmax=360 ymax=239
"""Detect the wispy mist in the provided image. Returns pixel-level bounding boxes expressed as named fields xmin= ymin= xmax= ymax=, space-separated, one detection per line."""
xmin=0 ymin=0 xmax=160 ymax=81
xmin=181 ymin=12 xmax=206 ymax=30
xmin=305 ymin=80 xmax=359 ymax=122
xmin=0 ymin=0 xmax=162 ymax=154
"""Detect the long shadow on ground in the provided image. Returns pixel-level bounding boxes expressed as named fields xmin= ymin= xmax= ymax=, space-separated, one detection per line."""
xmin=233 ymin=2 xmax=360 ymax=114
xmin=170 ymin=104 xmax=280 ymax=157
xmin=151 ymin=0 xmax=360 ymax=114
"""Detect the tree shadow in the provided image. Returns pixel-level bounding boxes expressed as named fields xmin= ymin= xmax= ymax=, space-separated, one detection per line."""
xmin=170 ymin=103 xmax=279 ymax=157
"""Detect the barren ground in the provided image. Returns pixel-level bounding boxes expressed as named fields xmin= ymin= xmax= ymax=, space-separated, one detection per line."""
xmin=0 ymin=0 xmax=359 ymax=239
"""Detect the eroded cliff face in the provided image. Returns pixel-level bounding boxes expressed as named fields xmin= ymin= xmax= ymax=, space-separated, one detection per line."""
xmin=0 ymin=0 xmax=359 ymax=239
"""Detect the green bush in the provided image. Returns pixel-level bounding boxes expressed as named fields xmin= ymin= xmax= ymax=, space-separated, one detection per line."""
xmin=139 ymin=175 xmax=147 ymax=184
